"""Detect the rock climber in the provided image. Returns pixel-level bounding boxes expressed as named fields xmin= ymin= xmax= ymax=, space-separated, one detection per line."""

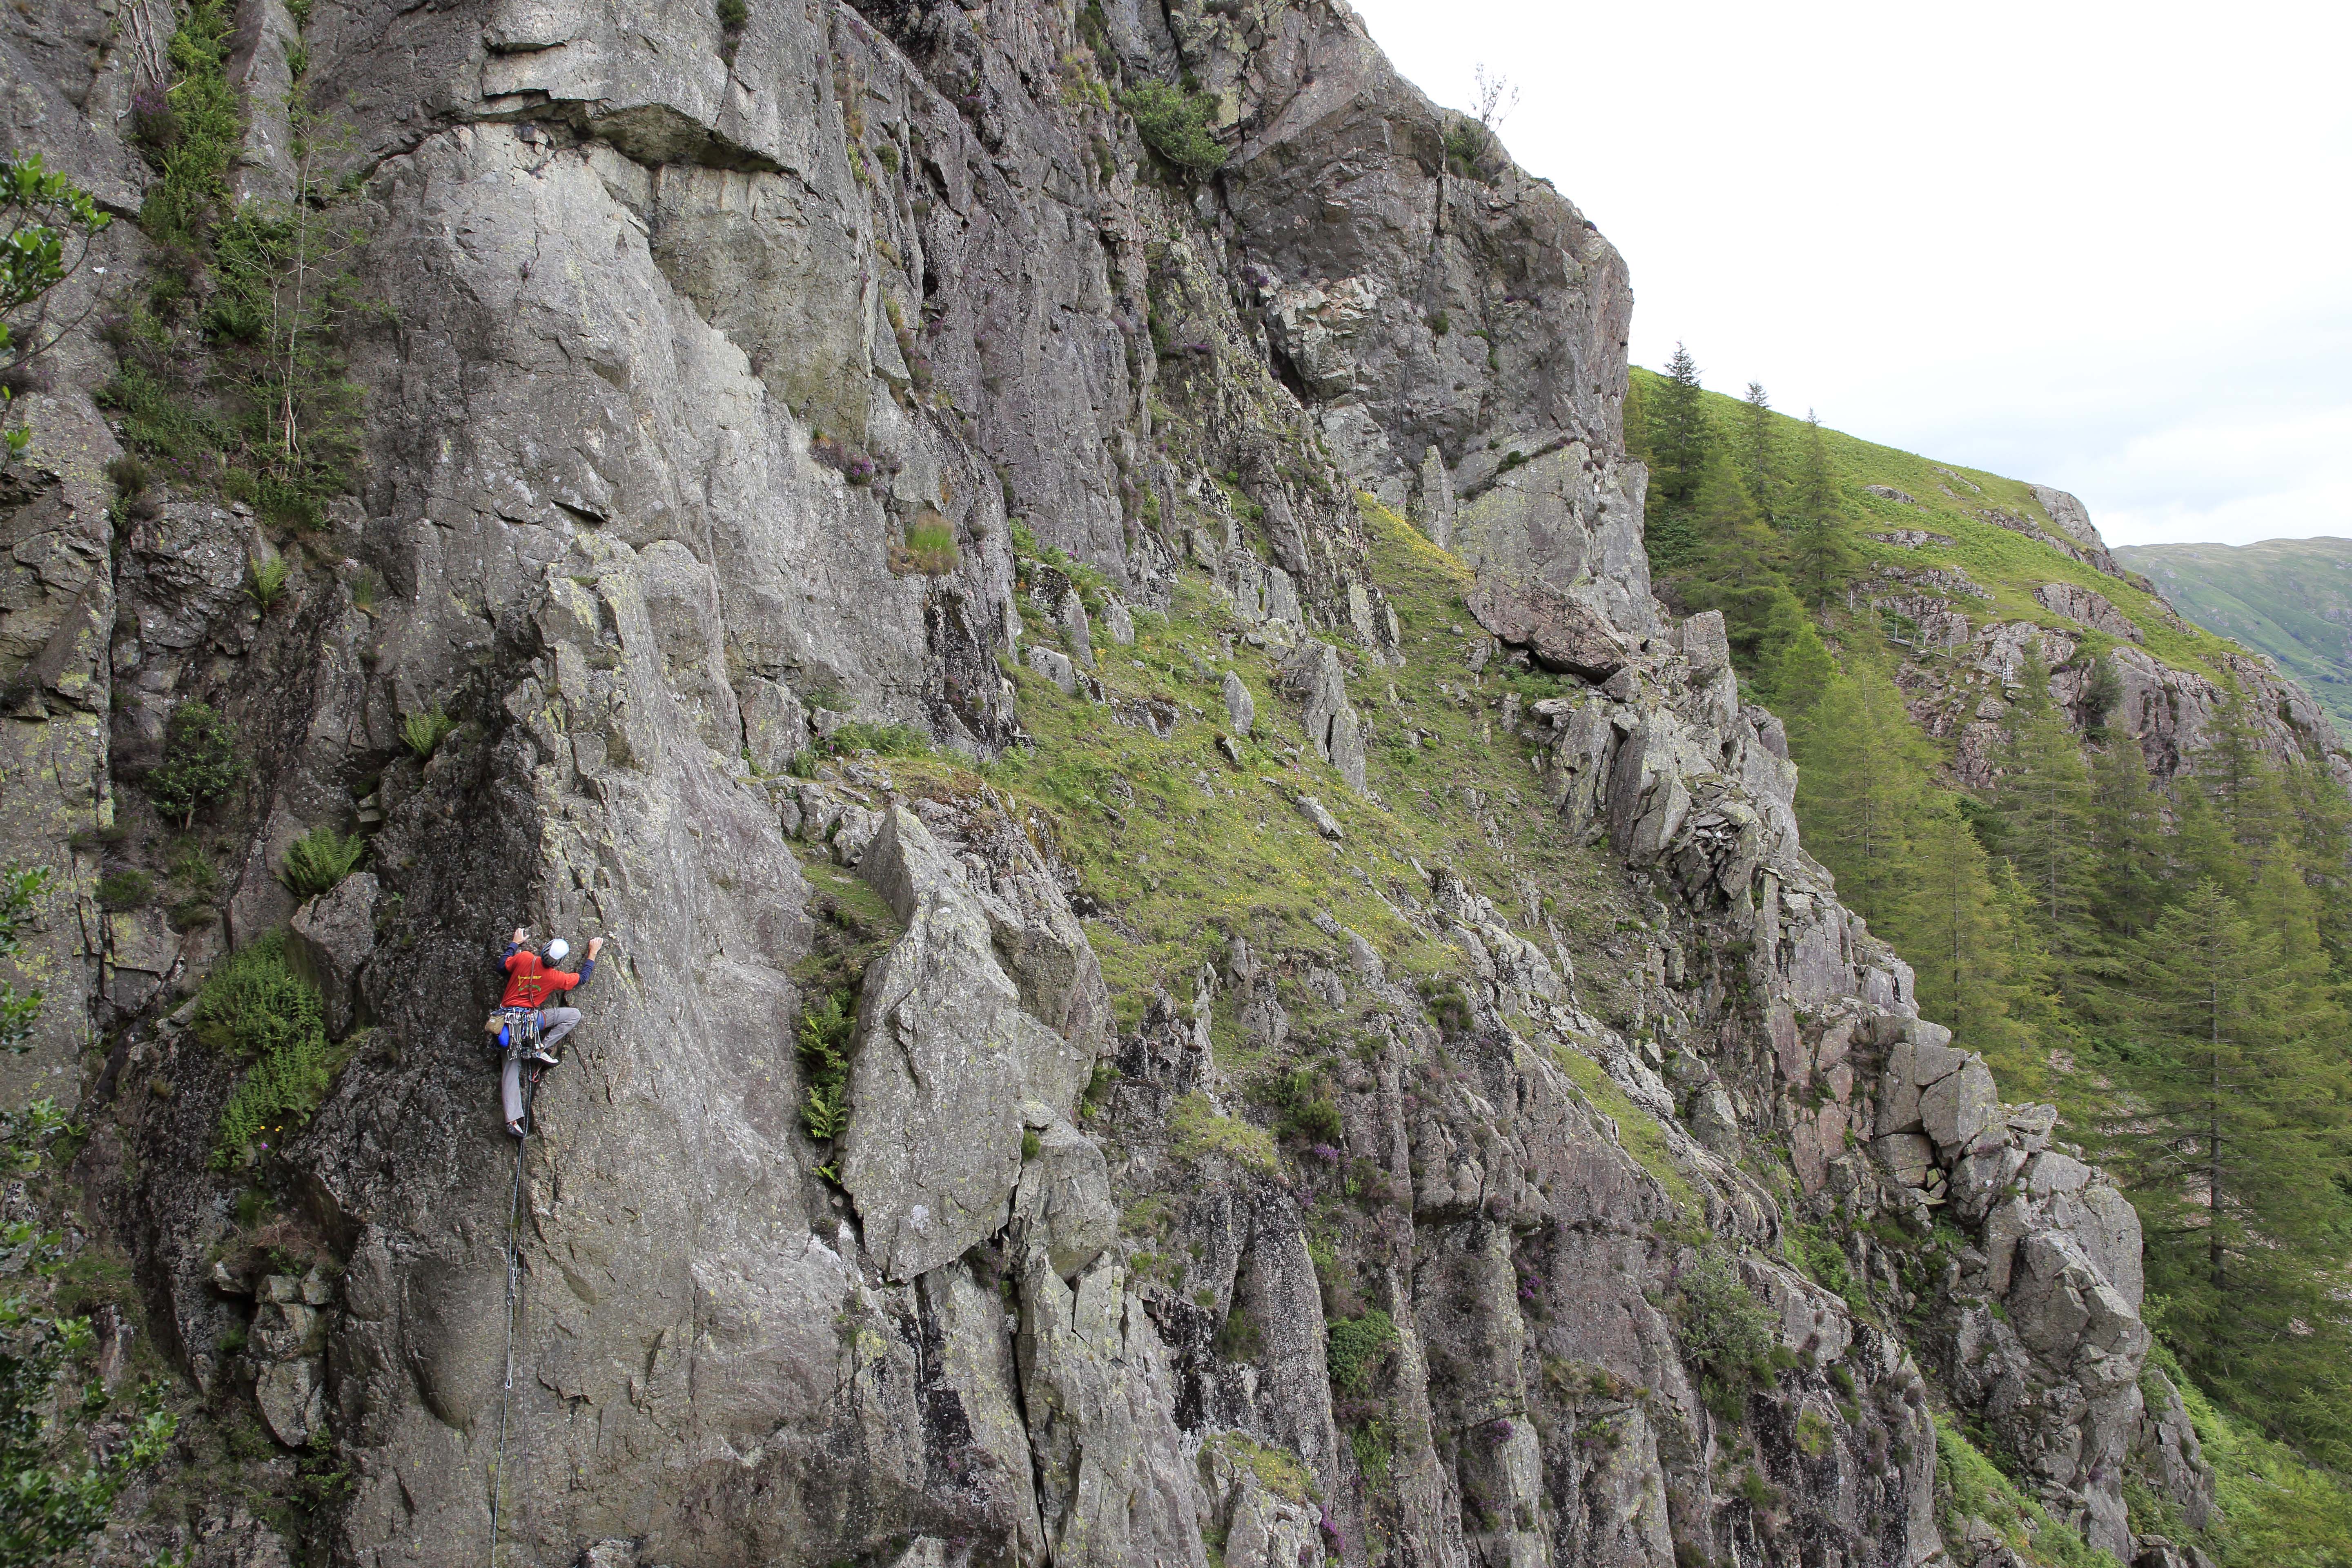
xmin=492 ymin=927 xmax=604 ymax=1137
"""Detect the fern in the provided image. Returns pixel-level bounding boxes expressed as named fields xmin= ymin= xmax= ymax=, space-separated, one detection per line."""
xmin=797 ymin=992 xmax=855 ymax=1145
xmin=277 ymin=825 xmax=364 ymax=896
xmin=195 ymin=933 xmax=339 ymax=1165
xmin=400 ymin=705 xmax=456 ymax=760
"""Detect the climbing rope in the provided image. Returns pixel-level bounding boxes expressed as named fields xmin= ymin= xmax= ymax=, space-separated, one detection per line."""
xmin=487 ymin=1016 xmax=545 ymax=1568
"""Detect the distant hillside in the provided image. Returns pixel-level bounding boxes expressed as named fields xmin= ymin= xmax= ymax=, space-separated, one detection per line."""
xmin=2114 ymin=537 xmax=2352 ymax=734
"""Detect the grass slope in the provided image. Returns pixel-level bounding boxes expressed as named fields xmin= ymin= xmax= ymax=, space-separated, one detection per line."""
xmin=2114 ymin=538 xmax=2352 ymax=735
xmin=1629 ymin=367 xmax=2247 ymax=684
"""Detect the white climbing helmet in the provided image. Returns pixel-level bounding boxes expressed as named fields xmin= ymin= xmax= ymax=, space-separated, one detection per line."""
xmin=544 ymin=938 xmax=570 ymax=963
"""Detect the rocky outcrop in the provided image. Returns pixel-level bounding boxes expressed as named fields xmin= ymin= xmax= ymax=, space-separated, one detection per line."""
xmin=1858 ymin=541 xmax=2349 ymax=789
xmin=1466 ymin=572 xmax=1633 ymax=681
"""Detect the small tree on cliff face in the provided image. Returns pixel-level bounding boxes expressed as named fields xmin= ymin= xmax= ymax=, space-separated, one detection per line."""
xmin=147 ymin=702 xmax=244 ymax=830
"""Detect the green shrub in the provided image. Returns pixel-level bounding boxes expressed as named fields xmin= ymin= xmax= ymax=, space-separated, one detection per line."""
xmin=147 ymin=702 xmax=244 ymax=829
xmin=1326 ymin=1308 xmax=1397 ymax=1392
xmin=399 ymin=705 xmax=456 ymax=760
xmin=95 ymin=871 xmax=151 ymax=911
xmin=822 ymin=720 xmax=931 ymax=758
xmin=0 ymin=864 xmax=51 ymax=1054
xmin=0 ymin=1100 xmax=177 ymax=1561
xmin=1021 ymin=1129 xmax=1041 ymax=1160
xmin=717 ymin=0 xmax=747 ymax=26
xmin=1349 ymin=1413 xmax=1396 ymax=1486
xmin=196 ymin=932 xmax=336 ymax=1165
xmin=1119 ymin=80 xmax=1226 ymax=173
xmin=1673 ymin=1253 xmax=1779 ymax=1423
xmin=278 ymin=826 xmax=364 ymax=897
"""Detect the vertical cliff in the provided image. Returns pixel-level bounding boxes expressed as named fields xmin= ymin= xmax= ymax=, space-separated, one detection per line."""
xmin=0 ymin=2 xmax=2215 ymax=1566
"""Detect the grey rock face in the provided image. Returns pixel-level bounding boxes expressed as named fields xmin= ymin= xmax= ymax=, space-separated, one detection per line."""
xmin=2035 ymin=581 xmax=2145 ymax=642
xmin=1012 ymin=1111 xmax=1116 ymax=1281
xmin=286 ymin=874 xmax=377 ymax=1042
xmin=846 ymin=808 xmax=1091 ymax=1281
xmin=0 ymin=0 xmax=2216 ymax=1562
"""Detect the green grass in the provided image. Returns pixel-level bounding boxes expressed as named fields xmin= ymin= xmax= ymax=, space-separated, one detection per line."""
xmin=973 ymin=499 xmax=1631 ymax=1037
xmin=1202 ymin=1431 xmax=1319 ymax=1504
xmin=1933 ymin=1413 xmax=2119 ymax=1568
xmin=1169 ymin=1091 xmax=1276 ymax=1173
xmin=2149 ymin=1348 xmax=2352 ymax=1568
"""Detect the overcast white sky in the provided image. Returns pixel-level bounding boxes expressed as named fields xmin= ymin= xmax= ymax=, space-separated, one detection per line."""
xmin=1345 ymin=0 xmax=2352 ymax=548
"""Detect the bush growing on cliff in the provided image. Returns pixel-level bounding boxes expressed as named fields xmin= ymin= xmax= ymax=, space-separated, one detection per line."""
xmin=1672 ymin=1253 xmax=1779 ymax=1423
xmin=148 ymin=702 xmax=245 ymax=829
xmin=110 ymin=0 xmax=370 ymax=529
xmin=0 ymin=865 xmax=48 ymax=1055
xmin=1119 ymin=81 xmax=1225 ymax=173
xmin=0 ymin=1099 xmax=177 ymax=1562
xmin=197 ymin=933 xmax=336 ymax=1166
xmin=1325 ymin=1309 xmax=1397 ymax=1393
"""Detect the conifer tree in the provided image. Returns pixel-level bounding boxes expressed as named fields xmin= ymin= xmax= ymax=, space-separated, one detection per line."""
xmin=2087 ymin=737 xmax=2165 ymax=938
xmin=1737 ymin=381 xmax=1778 ymax=526
xmin=1787 ymin=412 xmax=1850 ymax=608
xmin=1791 ymin=662 xmax=1929 ymax=931
xmin=2110 ymin=882 xmax=2352 ymax=1446
xmin=1997 ymin=650 xmax=2096 ymax=954
xmin=2201 ymin=686 xmax=2295 ymax=891
xmin=2282 ymin=757 xmax=2352 ymax=967
xmin=1646 ymin=343 xmax=1708 ymax=516
xmin=1900 ymin=793 xmax=2036 ymax=1086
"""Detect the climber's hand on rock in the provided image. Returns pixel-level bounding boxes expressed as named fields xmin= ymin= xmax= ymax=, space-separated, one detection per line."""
xmin=512 ymin=927 xmax=529 ymax=946
xmin=587 ymin=937 xmax=606 ymax=959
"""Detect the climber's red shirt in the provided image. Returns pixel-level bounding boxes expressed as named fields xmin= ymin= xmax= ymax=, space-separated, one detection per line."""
xmin=501 ymin=950 xmax=586 ymax=1009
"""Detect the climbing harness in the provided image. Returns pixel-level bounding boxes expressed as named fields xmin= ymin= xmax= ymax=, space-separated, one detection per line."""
xmin=487 ymin=1012 xmax=550 ymax=1567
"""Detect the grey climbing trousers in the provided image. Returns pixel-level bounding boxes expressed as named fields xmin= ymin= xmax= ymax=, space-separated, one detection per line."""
xmin=501 ymin=1007 xmax=583 ymax=1128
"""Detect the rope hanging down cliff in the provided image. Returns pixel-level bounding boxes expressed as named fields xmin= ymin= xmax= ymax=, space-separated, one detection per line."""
xmin=487 ymin=1036 xmax=543 ymax=1568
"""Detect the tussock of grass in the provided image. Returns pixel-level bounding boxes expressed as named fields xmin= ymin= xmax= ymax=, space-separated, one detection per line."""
xmin=1202 ymin=1430 xmax=1319 ymax=1504
xmin=1170 ymin=1091 xmax=1276 ymax=1173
